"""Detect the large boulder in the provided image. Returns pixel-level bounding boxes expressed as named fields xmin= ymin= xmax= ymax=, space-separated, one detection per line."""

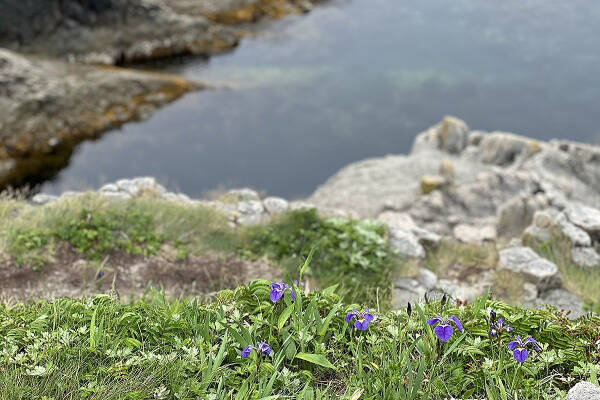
xmin=309 ymin=117 xmax=600 ymax=238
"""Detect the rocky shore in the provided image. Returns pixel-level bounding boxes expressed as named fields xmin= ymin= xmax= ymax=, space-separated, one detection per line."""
xmin=0 ymin=0 xmax=325 ymax=190
xmin=26 ymin=117 xmax=600 ymax=318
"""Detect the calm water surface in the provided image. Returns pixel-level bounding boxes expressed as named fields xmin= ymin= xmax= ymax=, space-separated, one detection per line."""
xmin=40 ymin=0 xmax=600 ymax=198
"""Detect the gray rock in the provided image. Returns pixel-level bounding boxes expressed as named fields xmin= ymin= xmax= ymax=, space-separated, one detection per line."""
xmin=388 ymin=228 xmax=425 ymax=259
xmin=417 ymin=268 xmax=438 ymax=290
xmin=477 ymin=132 xmax=543 ymax=166
xmin=536 ymin=289 xmax=585 ymax=319
xmin=567 ymin=381 xmax=600 ymax=400
xmin=498 ymin=247 xmax=561 ymax=291
xmin=392 ymin=277 xmax=427 ymax=308
xmin=565 ymin=204 xmax=600 ymax=234
xmin=412 ymin=227 xmax=442 ymax=247
xmin=411 ymin=116 xmax=469 ymax=154
xmin=453 ymin=224 xmax=496 ymax=245
xmin=263 ymin=197 xmax=289 ymax=214
xmin=571 ymin=247 xmax=600 ymax=269
xmin=497 ymin=195 xmax=543 ymax=238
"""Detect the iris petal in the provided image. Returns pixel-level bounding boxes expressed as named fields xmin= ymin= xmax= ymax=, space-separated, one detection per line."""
xmin=513 ymin=348 xmax=529 ymax=363
xmin=364 ymin=313 xmax=375 ymax=323
xmin=241 ymin=345 xmax=254 ymax=358
xmin=345 ymin=312 xmax=355 ymax=323
xmin=448 ymin=316 xmax=463 ymax=332
xmin=507 ymin=341 xmax=518 ymax=351
xmin=270 ymin=289 xmax=283 ymax=302
xmin=427 ymin=317 xmax=441 ymax=326
xmin=434 ymin=324 xmax=453 ymax=342
xmin=354 ymin=320 xmax=369 ymax=331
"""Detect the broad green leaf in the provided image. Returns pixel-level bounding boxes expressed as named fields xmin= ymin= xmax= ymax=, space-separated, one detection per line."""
xmin=295 ymin=353 xmax=336 ymax=370
xmin=278 ymin=303 xmax=294 ymax=330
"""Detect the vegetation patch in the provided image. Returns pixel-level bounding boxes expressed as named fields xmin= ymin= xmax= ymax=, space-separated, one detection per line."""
xmin=0 ymin=282 xmax=598 ymax=399
xmin=425 ymin=240 xmax=498 ymax=277
xmin=239 ymin=209 xmax=399 ymax=306
xmin=0 ymin=195 xmax=237 ymax=270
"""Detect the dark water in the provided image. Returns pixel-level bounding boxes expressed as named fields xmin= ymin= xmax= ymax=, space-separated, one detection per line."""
xmin=39 ymin=0 xmax=600 ymax=198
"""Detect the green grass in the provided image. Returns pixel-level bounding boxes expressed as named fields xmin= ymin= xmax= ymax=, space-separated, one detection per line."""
xmin=238 ymin=209 xmax=399 ymax=306
xmin=0 ymin=283 xmax=598 ymax=399
xmin=425 ymin=240 xmax=498 ymax=278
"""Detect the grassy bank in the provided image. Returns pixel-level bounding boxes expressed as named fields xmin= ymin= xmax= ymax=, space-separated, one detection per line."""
xmin=0 ymin=195 xmax=397 ymax=305
xmin=0 ymin=283 xmax=598 ymax=399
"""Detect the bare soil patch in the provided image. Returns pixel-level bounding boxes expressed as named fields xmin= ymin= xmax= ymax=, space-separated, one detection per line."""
xmin=0 ymin=245 xmax=281 ymax=303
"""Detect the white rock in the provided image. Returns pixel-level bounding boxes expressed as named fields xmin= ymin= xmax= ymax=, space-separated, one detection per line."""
xmin=377 ymin=211 xmax=417 ymax=230
xmin=238 ymin=200 xmax=264 ymax=215
xmin=566 ymin=381 xmax=600 ymax=400
xmin=99 ymin=183 xmax=119 ymax=193
xmin=31 ymin=194 xmax=58 ymax=205
xmin=453 ymin=224 xmax=496 ymax=244
xmin=565 ymin=204 xmax=600 ymax=234
xmin=522 ymin=282 xmax=538 ymax=302
xmin=388 ymin=228 xmax=425 ymax=258
xmin=263 ymin=197 xmax=289 ymax=214
xmin=556 ymin=213 xmax=592 ymax=247
xmin=571 ymin=247 xmax=600 ymax=268
xmin=498 ymin=247 xmax=561 ymax=291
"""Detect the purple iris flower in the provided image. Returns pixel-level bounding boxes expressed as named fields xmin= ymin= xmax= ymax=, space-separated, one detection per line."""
xmin=241 ymin=341 xmax=271 ymax=358
xmin=507 ymin=335 xmax=540 ymax=363
xmin=490 ymin=318 xmax=514 ymax=336
xmin=345 ymin=308 xmax=375 ymax=331
xmin=269 ymin=282 xmax=296 ymax=302
xmin=426 ymin=315 xmax=463 ymax=342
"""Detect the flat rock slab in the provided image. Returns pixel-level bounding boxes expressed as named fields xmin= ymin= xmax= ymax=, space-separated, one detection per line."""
xmin=497 ymin=247 xmax=561 ymax=291
xmin=0 ymin=0 xmax=239 ymax=64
